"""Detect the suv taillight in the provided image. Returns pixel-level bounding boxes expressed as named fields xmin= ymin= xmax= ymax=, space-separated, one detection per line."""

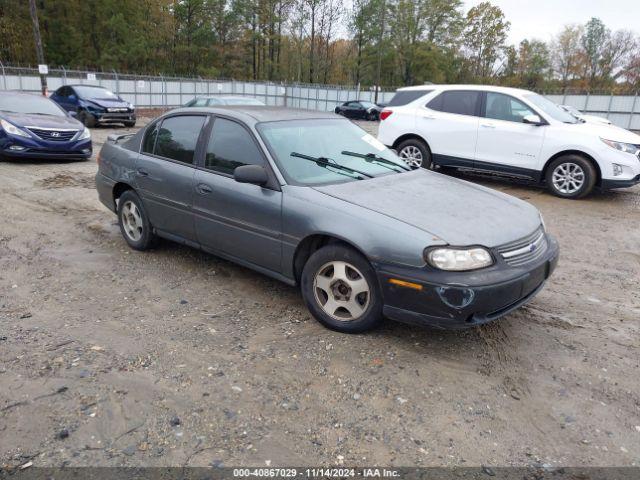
xmin=380 ymin=109 xmax=393 ymax=120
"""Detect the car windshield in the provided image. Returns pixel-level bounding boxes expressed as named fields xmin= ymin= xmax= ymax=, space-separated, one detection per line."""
xmin=257 ymin=119 xmax=408 ymax=185
xmin=222 ymin=97 xmax=264 ymax=105
xmin=73 ymin=86 xmax=118 ymax=99
xmin=561 ymin=105 xmax=580 ymax=116
xmin=0 ymin=94 xmax=66 ymax=116
xmin=524 ymin=93 xmax=578 ymax=123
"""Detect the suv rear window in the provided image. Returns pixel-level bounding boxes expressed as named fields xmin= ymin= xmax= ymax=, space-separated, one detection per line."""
xmin=427 ymin=91 xmax=481 ymax=116
xmin=387 ymin=90 xmax=433 ymax=106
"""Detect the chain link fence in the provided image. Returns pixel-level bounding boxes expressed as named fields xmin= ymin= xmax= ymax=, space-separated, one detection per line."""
xmin=1 ymin=63 xmax=638 ymax=130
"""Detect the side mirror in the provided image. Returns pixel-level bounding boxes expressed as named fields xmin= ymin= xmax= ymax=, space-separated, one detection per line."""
xmin=234 ymin=164 xmax=268 ymax=186
xmin=523 ymin=114 xmax=543 ymax=125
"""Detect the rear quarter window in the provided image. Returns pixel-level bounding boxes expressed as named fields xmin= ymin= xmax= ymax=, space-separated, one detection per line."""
xmin=427 ymin=91 xmax=481 ymax=117
xmin=387 ymin=90 xmax=433 ymax=106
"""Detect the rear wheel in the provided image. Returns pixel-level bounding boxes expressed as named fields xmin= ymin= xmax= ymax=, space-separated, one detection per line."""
xmin=545 ymin=154 xmax=596 ymax=199
xmin=397 ymin=138 xmax=432 ymax=169
xmin=367 ymin=111 xmax=378 ymax=121
xmin=124 ymin=121 xmax=136 ymax=128
xmin=301 ymin=244 xmax=383 ymax=333
xmin=117 ymin=190 xmax=157 ymax=250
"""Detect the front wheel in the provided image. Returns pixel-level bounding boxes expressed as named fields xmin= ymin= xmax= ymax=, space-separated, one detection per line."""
xmin=78 ymin=110 xmax=96 ymax=128
xmin=301 ymin=244 xmax=383 ymax=333
xmin=117 ymin=190 xmax=157 ymax=250
xmin=545 ymin=155 xmax=597 ymax=199
xmin=396 ymin=138 xmax=432 ymax=169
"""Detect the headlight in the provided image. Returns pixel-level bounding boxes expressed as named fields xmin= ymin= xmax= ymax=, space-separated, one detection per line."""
xmin=425 ymin=247 xmax=494 ymax=271
xmin=0 ymin=118 xmax=31 ymax=138
xmin=86 ymin=104 xmax=105 ymax=113
xmin=601 ymin=138 xmax=640 ymax=155
xmin=77 ymin=127 xmax=91 ymax=140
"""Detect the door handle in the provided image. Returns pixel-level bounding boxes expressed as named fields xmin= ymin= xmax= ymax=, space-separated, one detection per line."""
xmin=136 ymin=168 xmax=149 ymax=177
xmin=196 ymin=183 xmax=213 ymax=194
xmin=481 ymin=124 xmax=496 ymax=129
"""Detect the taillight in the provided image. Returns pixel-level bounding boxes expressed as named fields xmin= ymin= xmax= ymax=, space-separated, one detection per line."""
xmin=380 ymin=109 xmax=393 ymax=120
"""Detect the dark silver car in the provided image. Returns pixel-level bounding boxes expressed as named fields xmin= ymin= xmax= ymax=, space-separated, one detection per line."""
xmin=96 ymin=107 xmax=559 ymax=333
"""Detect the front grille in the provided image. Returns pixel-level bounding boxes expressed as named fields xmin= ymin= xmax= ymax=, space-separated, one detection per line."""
xmin=496 ymin=227 xmax=547 ymax=267
xmin=27 ymin=128 xmax=78 ymax=142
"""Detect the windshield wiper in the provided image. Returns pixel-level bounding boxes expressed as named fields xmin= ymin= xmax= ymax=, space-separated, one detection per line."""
xmin=290 ymin=152 xmax=374 ymax=179
xmin=341 ymin=150 xmax=410 ymax=172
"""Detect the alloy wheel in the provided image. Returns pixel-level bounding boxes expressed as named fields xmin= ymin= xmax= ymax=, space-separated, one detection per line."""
xmin=313 ymin=261 xmax=370 ymax=321
xmin=121 ymin=200 xmax=143 ymax=242
xmin=551 ymin=162 xmax=585 ymax=194
xmin=399 ymin=145 xmax=423 ymax=168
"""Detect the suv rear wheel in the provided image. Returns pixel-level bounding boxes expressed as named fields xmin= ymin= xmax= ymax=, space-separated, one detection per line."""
xmin=545 ymin=154 xmax=597 ymax=199
xmin=117 ymin=190 xmax=157 ymax=250
xmin=301 ymin=244 xmax=383 ymax=333
xmin=397 ymin=138 xmax=432 ymax=169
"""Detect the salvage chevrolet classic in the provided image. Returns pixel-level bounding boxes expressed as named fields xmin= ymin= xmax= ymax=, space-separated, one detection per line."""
xmin=96 ymin=107 xmax=559 ymax=333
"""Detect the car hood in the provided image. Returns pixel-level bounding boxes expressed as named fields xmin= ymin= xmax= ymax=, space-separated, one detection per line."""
xmin=558 ymin=120 xmax=640 ymax=143
xmin=0 ymin=111 xmax=82 ymax=129
xmin=84 ymin=98 xmax=130 ymax=109
xmin=313 ymin=170 xmax=541 ymax=247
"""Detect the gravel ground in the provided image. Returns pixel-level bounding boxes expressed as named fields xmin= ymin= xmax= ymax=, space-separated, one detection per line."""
xmin=1 ymin=116 xmax=639 ymax=469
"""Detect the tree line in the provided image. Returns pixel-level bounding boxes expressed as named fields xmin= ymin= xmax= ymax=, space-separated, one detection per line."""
xmin=1 ymin=0 xmax=639 ymax=93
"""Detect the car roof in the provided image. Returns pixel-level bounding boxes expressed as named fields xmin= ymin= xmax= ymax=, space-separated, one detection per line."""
xmin=0 ymin=90 xmax=48 ymax=98
xmin=194 ymin=95 xmax=260 ymax=100
xmin=396 ymin=84 xmax=534 ymax=96
xmin=165 ymin=106 xmax=338 ymax=124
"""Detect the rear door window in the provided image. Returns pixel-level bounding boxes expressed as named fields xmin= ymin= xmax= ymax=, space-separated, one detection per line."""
xmin=205 ymin=118 xmax=265 ymax=175
xmin=427 ymin=91 xmax=481 ymax=116
xmin=387 ymin=90 xmax=433 ymax=106
xmin=153 ymin=115 xmax=206 ymax=164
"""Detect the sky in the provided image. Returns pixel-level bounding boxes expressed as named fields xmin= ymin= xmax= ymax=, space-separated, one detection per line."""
xmin=464 ymin=0 xmax=640 ymax=45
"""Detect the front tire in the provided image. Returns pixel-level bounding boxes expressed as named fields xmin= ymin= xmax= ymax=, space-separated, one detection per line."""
xmin=545 ymin=155 xmax=596 ymax=199
xmin=397 ymin=138 xmax=432 ymax=169
xmin=78 ymin=110 xmax=96 ymax=128
xmin=117 ymin=190 xmax=157 ymax=250
xmin=301 ymin=244 xmax=383 ymax=333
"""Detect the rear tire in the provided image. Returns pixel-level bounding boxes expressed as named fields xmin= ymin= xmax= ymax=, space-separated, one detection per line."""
xmin=301 ymin=244 xmax=383 ymax=333
xmin=397 ymin=138 xmax=432 ymax=169
xmin=124 ymin=121 xmax=136 ymax=128
xmin=545 ymin=154 xmax=596 ymax=199
xmin=117 ymin=190 xmax=157 ymax=250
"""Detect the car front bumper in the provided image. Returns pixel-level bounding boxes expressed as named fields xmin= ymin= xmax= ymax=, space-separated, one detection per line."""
xmin=375 ymin=234 xmax=559 ymax=329
xmin=91 ymin=111 xmax=136 ymax=124
xmin=600 ymin=174 xmax=640 ymax=190
xmin=0 ymin=134 xmax=92 ymax=160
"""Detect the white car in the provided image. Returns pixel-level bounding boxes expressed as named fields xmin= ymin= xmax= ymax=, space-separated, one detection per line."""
xmin=377 ymin=85 xmax=640 ymax=198
xmin=559 ymin=104 xmax=612 ymax=125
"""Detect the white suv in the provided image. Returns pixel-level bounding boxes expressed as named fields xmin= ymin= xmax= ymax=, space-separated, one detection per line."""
xmin=377 ymin=85 xmax=640 ymax=198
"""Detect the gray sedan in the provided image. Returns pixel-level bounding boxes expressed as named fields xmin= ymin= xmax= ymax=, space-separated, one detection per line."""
xmin=96 ymin=107 xmax=559 ymax=333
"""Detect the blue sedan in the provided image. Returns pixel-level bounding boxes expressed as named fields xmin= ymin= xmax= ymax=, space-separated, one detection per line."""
xmin=0 ymin=91 xmax=92 ymax=161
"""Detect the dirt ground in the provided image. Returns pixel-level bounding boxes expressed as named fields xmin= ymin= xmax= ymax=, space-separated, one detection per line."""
xmin=1 ymin=116 xmax=639 ymax=470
